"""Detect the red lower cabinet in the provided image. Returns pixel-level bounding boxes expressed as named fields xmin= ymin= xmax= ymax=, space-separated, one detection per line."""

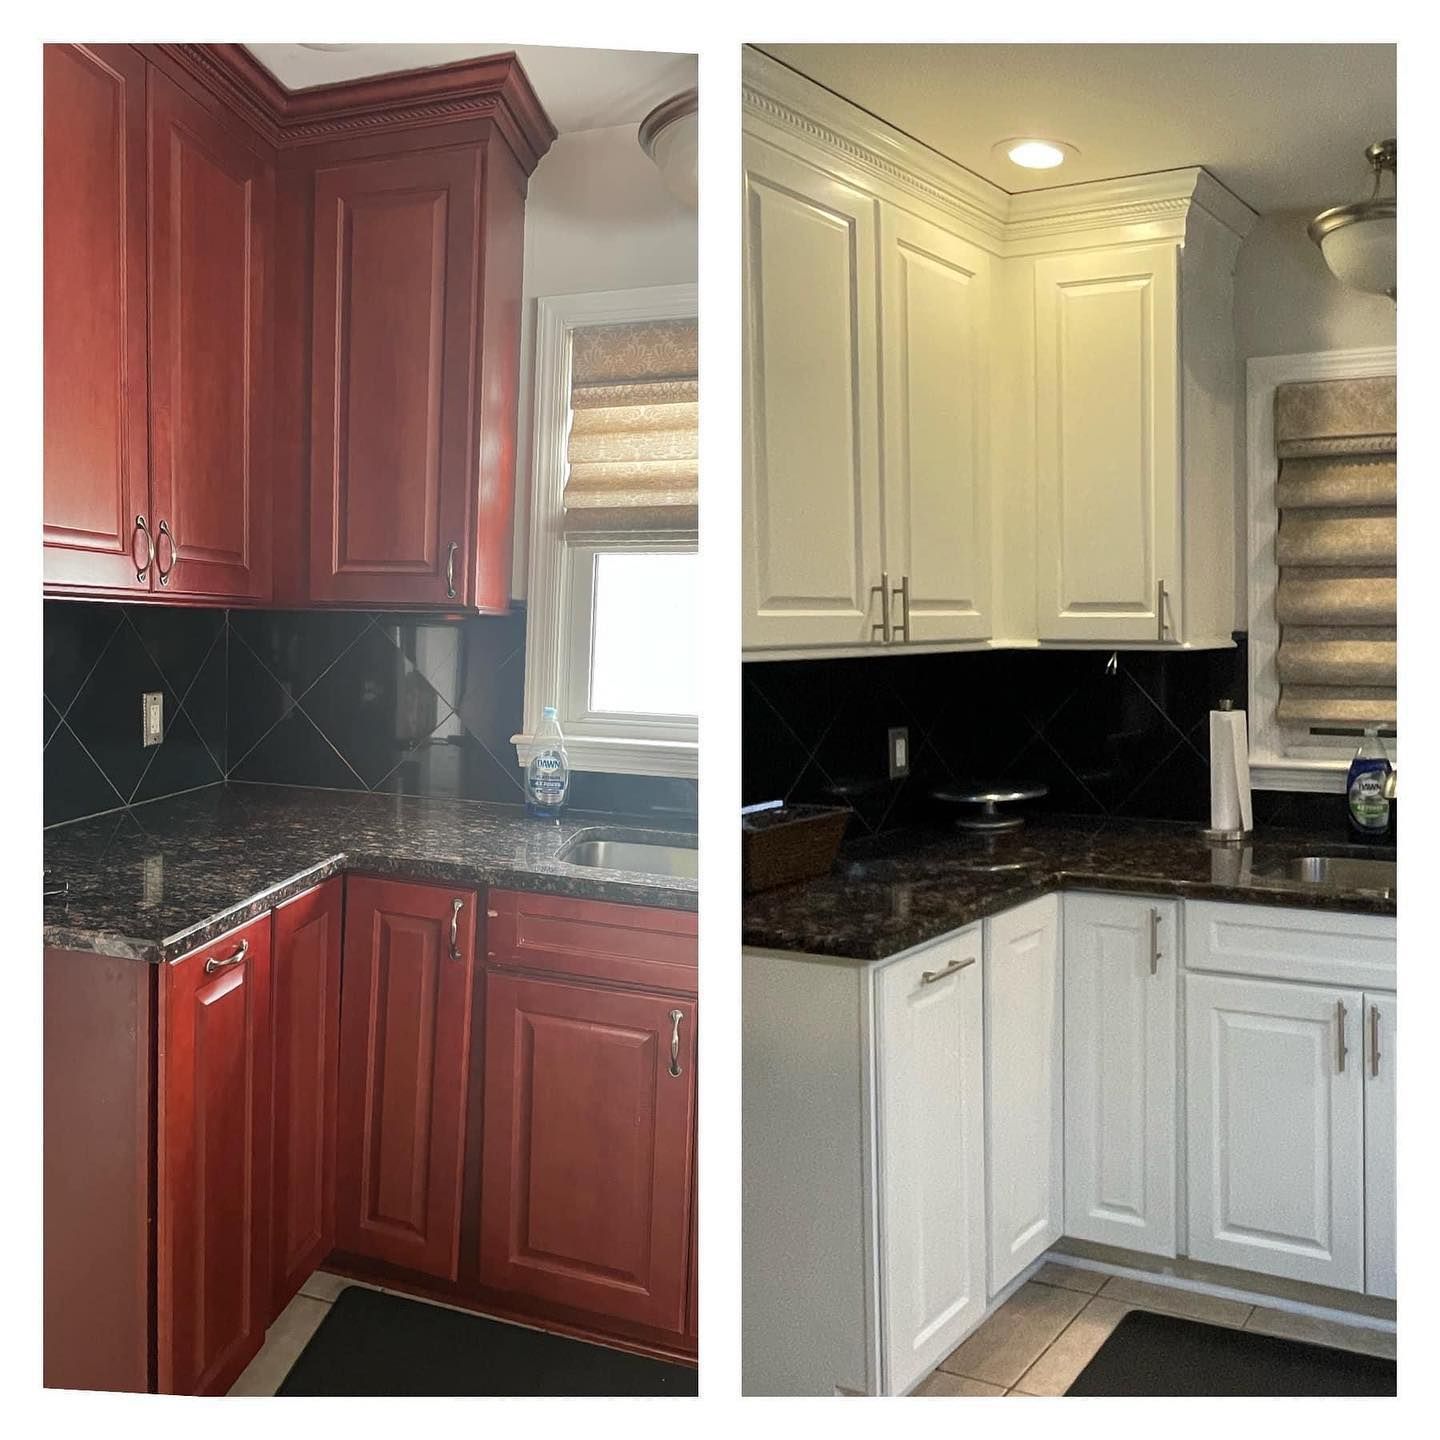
xmin=335 ymin=877 xmax=478 ymax=1280
xmin=157 ymin=913 xmax=274 ymax=1396
xmin=480 ymin=972 xmax=697 ymax=1335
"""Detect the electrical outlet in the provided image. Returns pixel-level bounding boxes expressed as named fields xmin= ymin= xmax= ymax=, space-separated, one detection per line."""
xmin=888 ymin=726 xmax=909 ymax=779
xmin=142 ymin=692 xmax=164 ymax=747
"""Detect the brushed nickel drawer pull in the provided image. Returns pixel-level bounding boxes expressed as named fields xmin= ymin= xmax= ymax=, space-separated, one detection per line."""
xmin=204 ymin=938 xmax=249 ymax=975
xmin=1370 ymin=1004 xmax=1381 ymax=1078
xmin=134 ymin=515 xmax=155 ymax=583
xmin=446 ymin=542 xmax=459 ymax=600
xmin=157 ymin=519 xmax=177 ymax=586
xmin=921 ymin=955 xmax=975 ymax=985
xmin=668 ymin=1009 xmax=684 ymax=1077
xmin=1156 ymin=579 xmax=1168 ymax=640
xmin=449 ymin=897 xmax=464 ymax=961
xmin=1336 ymin=999 xmax=1348 ymax=1074
xmin=891 ymin=574 xmax=911 ymax=643
xmin=1149 ymin=907 xmax=1162 ymax=976
xmin=870 ymin=571 xmax=892 ymax=643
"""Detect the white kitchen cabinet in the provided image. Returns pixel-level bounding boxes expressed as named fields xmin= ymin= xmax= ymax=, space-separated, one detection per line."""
xmin=876 ymin=928 xmax=987 ymax=1394
xmin=1063 ymin=893 xmax=1178 ymax=1256
xmin=1364 ymin=992 xmax=1396 ymax=1299
xmin=1185 ymin=972 xmax=1365 ymax=1291
xmin=984 ymin=894 xmax=1062 ymax=1294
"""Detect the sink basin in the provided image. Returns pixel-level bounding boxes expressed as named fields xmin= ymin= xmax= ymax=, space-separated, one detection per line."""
xmin=1263 ymin=855 xmax=1396 ymax=892
xmin=559 ymin=833 xmax=698 ymax=879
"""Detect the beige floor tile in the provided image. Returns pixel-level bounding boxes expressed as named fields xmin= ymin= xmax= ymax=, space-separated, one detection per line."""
xmin=1099 ymin=1276 xmax=1251 ymax=1329
xmin=1012 ymin=1297 xmax=1129 ymax=1396
xmin=912 ymin=1371 xmax=1006 ymax=1396
xmin=937 ymin=1282 xmax=1088 ymax=1388
xmin=1031 ymin=1262 xmax=1107 ymax=1295
xmin=227 ymin=1294 xmax=331 ymax=1397
xmin=1245 ymin=1306 xmax=1396 ymax=1359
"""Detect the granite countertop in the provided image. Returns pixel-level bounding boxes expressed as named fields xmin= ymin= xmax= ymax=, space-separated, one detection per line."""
xmin=44 ymin=784 xmax=698 ymax=963
xmin=743 ymin=817 xmax=1397 ymax=962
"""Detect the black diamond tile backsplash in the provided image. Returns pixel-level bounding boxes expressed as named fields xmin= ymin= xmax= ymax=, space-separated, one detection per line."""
xmin=44 ymin=600 xmax=696 ymax=828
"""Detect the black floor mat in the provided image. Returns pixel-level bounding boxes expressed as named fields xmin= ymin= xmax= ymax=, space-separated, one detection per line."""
xmin=277 ymin=1285 xmax=698 ymax=1396
xmin=1066 ymin=1308 xmax=1395 ymax=1396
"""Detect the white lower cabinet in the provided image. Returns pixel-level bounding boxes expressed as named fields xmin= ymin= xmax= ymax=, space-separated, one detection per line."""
xmin=1063 ymin=894 xmax=1178 ymax=1256
xmin=984 ymin=895 xmax=1062 ymax=1294
xmin=876 ymin=927 xmax=987 ymax=1395
xmin=1364 ymin=992 xmax=1396 ymax=1299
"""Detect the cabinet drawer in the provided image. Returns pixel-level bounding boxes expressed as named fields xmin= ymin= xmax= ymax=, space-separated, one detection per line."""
xmin=486 ymin=889 xmax=697 ymax=992
xmin=1184 ymin=901 xmax=1395 ymax=990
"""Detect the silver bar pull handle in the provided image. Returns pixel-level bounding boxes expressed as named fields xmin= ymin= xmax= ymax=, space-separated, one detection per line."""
xmin=445 ymin=542 xmax=459 ymax=600
xmin=1370 ymin=1004 xmax=1381 ymax=1078
xmin=1149 ymin=907 xmax=1162 ymax=975
xmin=449 ymin=897 xmax=464 ymax=962
xmin=134 ymin=515 xmax=155 ymax=583
xmin=204 ymin=938 xmax=249 ymax=975
xmin=891 ymin=574 xmax=911 ymax=643
xmin=1156 ymin=579 xmax=1168 ymax=641
xmin=1337 ymin=999 xmax=1348 ymax=1074
xmin=157 ymin=520 xmax=177 ymax=586
xmin=870 ymin=571 xmax=892 ymax=643
xmin=921 ymin=955 xmax=975 ymax=986
xmin=668 ymin=1008 xmax=684 ymax=1077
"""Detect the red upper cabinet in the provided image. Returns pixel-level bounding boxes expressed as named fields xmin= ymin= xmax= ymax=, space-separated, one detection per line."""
xmin=43 ymin=45 xmax=152 ymax=595
xmin=147 ymin=69 xmax=274 ymax=603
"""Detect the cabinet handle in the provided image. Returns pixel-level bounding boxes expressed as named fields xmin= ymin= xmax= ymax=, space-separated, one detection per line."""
xmin=1149 ymin=907 xmax=1162 ymax=976
xmin=870 ymin=570 xmax=892 ymax=643
xmin=1336 ymin=999 xmax=1348 ymax=1074
xmin=890 ymin=574 xmax=911 ymax=643
xmin=445 ymin=542 xmax=459 ymax=600
xmin=668 ymin=1008 xmax=684 ymax=1077
xmin=921 ymin=955 xmax=975 ymax=985
xmin=1370 ymin=1004 xmax=1381 ymax=1078
xmin=449 ymin=897 xmax=464 ymax=961
xmin=1156 ymin=579 xmax=1169 ymax=641
xmin=133 ymin=515 xmax=155 ymax=583
xmin=203 ymin=937 xmax=249 ymax=975
xmin=156 ymin=520 xmax=178 ymax=587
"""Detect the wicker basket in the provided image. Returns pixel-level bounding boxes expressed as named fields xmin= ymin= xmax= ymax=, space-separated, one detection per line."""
xmin=742 ymin=804 xmax=850 ymax=893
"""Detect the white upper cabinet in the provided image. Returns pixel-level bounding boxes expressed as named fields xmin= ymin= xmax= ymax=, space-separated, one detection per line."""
xmin=741 ymin=136 xmax=884 ymax=650
xmin=1364 ymin=991 xmax=1396 ymax=1300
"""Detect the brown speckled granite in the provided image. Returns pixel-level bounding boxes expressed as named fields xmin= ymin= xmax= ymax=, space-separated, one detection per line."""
xmin=44 ymin=784 xmax=696 ymax=963
xmin=743 ymin=817 xmax=1396 ymax=962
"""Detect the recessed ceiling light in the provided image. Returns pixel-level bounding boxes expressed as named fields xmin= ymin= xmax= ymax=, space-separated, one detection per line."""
xmin=992 ymin=137 xmax=1078 ymax=171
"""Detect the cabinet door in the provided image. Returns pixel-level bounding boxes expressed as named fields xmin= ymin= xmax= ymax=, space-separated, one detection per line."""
xmin=480 ymin=974 xmax=696 ymax=1335
xmin=880 ymin=208 xmax=992 ymax=643
xmin=742 ymin=135 xmax=884 ymax=650
xmin=1364 ymin=992 xmax=1396 ymax=1299
xmin=984 ymin=895 xmax=1062 ymax=1295
xmin=309 ymin=148 xmax=482 ymax=607
xmin=1063 ymin=894 xmax=1177 ymax=1256
xmin=336 ymin=877 xmax=477 ymax=1281
xmin=148 ymin=69 xmax=274 ymax=602
xmin=1034 ymin=244 xmax=1180 ymax=642
xmin=271 ymin=879 xmax=342 ymax=1315
xmin=158 ymin=913 xmax=273 ymax=1396
xmin=43 ymin=44 xmax=152 ymax=595
xmin=876 ymin=927 xmax=986 ymax=1395
xmin=1185 ymin=973 xmax=1364 ymax=1290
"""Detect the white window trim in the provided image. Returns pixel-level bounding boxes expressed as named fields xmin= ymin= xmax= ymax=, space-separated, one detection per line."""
xmin=1245 ymin=345 xmax=1396 ymax=792
xmin=513 ymin=284 xmax=699 ymax=779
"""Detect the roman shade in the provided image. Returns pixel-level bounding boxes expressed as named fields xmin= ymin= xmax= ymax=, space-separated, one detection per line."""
xmin=1273 ymin=376 xmax=1396 ymax=732
xmin=563 ymin=318 xmax=698 ymax=541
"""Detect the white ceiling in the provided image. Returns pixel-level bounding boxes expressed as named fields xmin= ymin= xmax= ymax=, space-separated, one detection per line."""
xmin=247 ymin=44 xmax=696 ymax=135
xmin=759 ymin=44 xmax=1396 ymax=214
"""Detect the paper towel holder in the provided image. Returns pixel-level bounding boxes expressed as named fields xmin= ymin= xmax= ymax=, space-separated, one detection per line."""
xmin=1201 ymin=699 xmax=1254 ymax=845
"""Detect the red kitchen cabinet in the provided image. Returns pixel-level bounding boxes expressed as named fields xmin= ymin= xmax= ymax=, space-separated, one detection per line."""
xmin=335 ymin=877 xmax=478 ymax=1281
xmin=270 ymin=879 xmax=342 ymax=1315
xmin=43 ymin=44 xmax=152 ymax=595
xmin=480 ymin=973 xmax=698 ymax=1335
xmin=157 ymin=913 xmax=273 ymax=1397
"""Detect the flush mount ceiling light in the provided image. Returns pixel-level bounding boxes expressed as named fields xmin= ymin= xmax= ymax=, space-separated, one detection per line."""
xmin=992 ymin=137 xmax=1078 ymax=171
xmin=639 ymin=88 xmax=698 ymax=210
xmin=1309 ymin=139 xmax=1397 ymax=302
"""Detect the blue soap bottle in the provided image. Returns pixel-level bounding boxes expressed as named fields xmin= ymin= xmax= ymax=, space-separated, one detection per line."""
xmin=1346 ymin=728 xmax=1392 ymax=836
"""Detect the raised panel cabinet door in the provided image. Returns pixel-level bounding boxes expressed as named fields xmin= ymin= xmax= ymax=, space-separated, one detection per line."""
xmin=1034 ymin=244 xmax=1181 ymax=642
xmin=880 ymin=208 xmax=992 ymax=643
xmin=1063 ymin=894 xmax=1178 ymax=1257
xmin=309 ymin=148 xmax=482 ymax=607
xmin=876 ymin=926 xmax=986 ymax=1396
xmin=480 ymin=974 xmax=696 ymax=1335
xmin=742 ymin=135 xmax=884 ymax=650
xmin=271 ymin=878 xmax=342 ymax=1315
xmin=336 ymin=877 xmax=477 ymax=1281
xmin=984 ymin=894 xmax=1062 ymax=1295
xmin=1364 ymin=992 xmax=1396 ymax=1299
xmin=43 ymin=44 xmax=152 ymax=595
xmin=148 ymin=69 xmax=273 ymax=602
xmin=1185 ymin=973 xmax=1365 ymax=1291
xmin=158 ymin=913 xmax=273 ymax=1396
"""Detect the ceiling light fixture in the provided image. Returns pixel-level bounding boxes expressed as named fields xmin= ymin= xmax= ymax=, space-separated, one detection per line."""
xmin=993 ymin=137 xmax=1077 ymax=171
xmin=639 ymin=88 xmax=698 ymax=211
xmin=1309 ymin=140 xmax=1396 ymax=302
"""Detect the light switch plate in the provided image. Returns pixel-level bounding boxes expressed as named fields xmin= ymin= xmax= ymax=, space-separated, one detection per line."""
xmin=888 ymin=726 xmax=909 ymax=779
xmin=142 ymin=692 xmax=164 ymax=747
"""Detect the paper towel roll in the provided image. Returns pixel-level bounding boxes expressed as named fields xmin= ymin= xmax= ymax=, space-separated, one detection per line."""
xmin=1209 ymin=707 xmax=1253 ymax=834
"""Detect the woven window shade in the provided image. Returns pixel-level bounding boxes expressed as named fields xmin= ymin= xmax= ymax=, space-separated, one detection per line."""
xmin=564 ymin=318 xmax=698 ymax=541
xmin=1273 ymin=376 xmax=1396 ymax=732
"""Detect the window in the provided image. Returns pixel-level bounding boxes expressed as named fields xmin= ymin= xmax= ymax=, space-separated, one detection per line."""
xmin=1245 ymin=347 xmax=1396 ymax=791
xmin=516 ymin=287 xmax=699 ymax=779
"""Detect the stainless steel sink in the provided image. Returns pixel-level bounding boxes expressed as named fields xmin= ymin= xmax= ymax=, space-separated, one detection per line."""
xmin=1264 ymin=855 xmax=1396 ymax=891
xmin=559 ymin=833 xmax=698 ymax=879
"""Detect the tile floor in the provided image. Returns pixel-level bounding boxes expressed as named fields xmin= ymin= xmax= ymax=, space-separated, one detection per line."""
xmin=912 ymin=1262 xmax=1397 ymax=1397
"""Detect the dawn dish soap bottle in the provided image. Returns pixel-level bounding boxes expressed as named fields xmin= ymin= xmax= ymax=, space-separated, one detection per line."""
xmin=1346 ymin=727 xmax=1392 ymax=837
xmin=525 ymin=706 xmax=570 ymax=821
